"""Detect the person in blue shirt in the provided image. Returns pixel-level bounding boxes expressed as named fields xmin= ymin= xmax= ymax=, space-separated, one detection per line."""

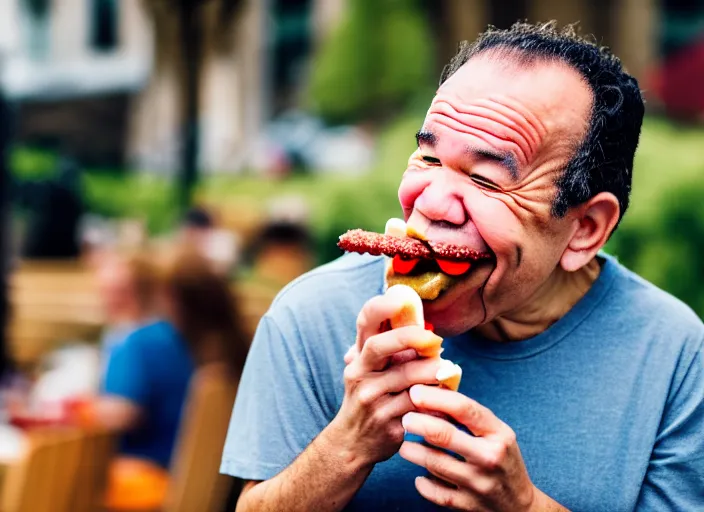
xmin=221 ymin=22 xmax=704 ymax=511
xmin=94 ymin=249 xmax=159 ymax=381
xmin=97 ymin=248 xmax=250 ymax=468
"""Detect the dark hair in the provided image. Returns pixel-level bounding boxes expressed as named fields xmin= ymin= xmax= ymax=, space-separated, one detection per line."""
xmin=246 ymin=222 xmax=314 ymax=261
xmin=182 ymin=207 xmax=214 ymax=229
xmin=440 ymin=21 xmax=644 ymax=224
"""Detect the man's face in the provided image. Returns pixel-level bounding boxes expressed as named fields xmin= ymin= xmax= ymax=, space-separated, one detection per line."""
xmin=397 ymin=53 xmax=593 ymax=335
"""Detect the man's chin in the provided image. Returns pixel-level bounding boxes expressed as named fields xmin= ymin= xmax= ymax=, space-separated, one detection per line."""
xmin=420 ymin=262 xmax=495 ymax=335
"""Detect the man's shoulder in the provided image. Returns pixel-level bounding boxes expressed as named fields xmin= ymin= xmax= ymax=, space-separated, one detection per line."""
xmin=608 ymin=256 xmax=703 ymax=342
xmin=272 ymin=253 xmax=385 ymax=310
xmin=260 ymin=253 xmax=385 ymax=340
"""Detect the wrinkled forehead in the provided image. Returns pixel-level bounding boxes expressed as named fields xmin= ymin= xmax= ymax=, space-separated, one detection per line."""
xmin=433 ymin=52 xmax=593 ymax=147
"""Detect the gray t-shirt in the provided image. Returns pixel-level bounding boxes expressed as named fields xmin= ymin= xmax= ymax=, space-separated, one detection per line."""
xmin=221 ymin=253 xmax=704 ymax=511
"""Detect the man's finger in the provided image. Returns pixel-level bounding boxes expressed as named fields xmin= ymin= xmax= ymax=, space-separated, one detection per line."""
xmin=400 ymin=440 xmax=487 ymax=490
xmin=409 ymin=385 xmax=505 ymax=437
xmin=375 ymin=389 xmax=415 ymax=419
xmin=355 ymin=293 xmax=424 ymax=351
xmin=401 ymin=411 xmax=488 ymax=464
xmin=414 ymin=475 xmax=476 ymax=510
xmin=369 ymin=358 xmax=444 ymax=395
xmin=347 ymin=346 xmax=417 ymax=368
xmin=360 ymin=327 xmax=443 ymax=372
xmin=389 ymin=348 xmax=418 ymax=366
xmin=344 ymin=344 xmax=358 ymax=365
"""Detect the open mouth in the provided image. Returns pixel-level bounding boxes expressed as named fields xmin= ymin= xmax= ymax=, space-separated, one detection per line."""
xmin=385 ymin=254 xmax=493 ymax=301
xmin=338 ymin=225 xmax=494 ymax=301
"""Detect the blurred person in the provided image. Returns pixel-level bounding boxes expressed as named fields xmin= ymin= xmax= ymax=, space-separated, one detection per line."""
xmin=245 ymin=221 xmax=316 ymax=287
xmin=94 ymin=249 xmax=159 ymax=374
xmin=89 ymin=248 xmax=249 ymax=469
xmin=222 ymin=22 xmax=704 ymax=512
xmin=179 ymin=205 xmax=216 ymax=248
xmin=176 ymin=205 xmax=240 ymax=276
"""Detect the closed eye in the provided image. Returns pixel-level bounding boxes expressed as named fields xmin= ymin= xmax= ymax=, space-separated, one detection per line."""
xmin=421 ymin=155 xmax=441 ymax=165
xmin=471 ymin=174 xmax=501 ymax=191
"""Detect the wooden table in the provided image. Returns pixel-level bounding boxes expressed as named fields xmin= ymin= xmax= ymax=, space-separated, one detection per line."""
xmin=0 ymin=424 xmax=27 ymax=492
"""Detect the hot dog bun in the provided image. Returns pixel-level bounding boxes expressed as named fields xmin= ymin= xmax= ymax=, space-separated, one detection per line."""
xmin=386 ymin=284 xmax=424 ymax=328
xmin=436 ymin=359 xmax=463 ymax=392
xmin=384 ymin=284 xmax=462 ymax=390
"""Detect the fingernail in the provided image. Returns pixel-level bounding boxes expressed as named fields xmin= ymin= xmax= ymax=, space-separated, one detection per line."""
xmin=409 ymin=385 xmax=422 ymax=402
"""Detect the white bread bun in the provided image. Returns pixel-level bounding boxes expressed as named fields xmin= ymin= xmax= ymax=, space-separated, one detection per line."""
xmin=436 ymin=359 xmax=463 ymax=392
xmin=385 ymin=284 xmax=424 ymax=328
xmin=384 ymin=218 xmax=407 ymax=238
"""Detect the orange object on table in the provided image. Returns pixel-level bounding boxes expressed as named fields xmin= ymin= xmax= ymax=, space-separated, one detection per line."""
xmin=104 ymin=457 xmax=169 ymax=511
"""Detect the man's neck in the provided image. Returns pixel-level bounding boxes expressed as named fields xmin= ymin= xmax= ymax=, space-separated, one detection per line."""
xmin=475 ymin=258 xmax=602 ymax=342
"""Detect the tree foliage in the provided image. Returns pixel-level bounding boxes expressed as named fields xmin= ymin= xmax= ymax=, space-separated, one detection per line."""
xmin=308 ymin=0 xmax=435 ymax=124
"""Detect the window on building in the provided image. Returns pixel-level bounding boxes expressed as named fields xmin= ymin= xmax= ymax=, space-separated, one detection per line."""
xmin=22 ymin=0 xmax=51 ymax=61
xmin=89 ymin=0 xmax=119 ymax=52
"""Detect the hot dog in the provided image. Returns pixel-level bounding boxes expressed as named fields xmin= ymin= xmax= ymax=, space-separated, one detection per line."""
xmin=384 ymin=284 xmax=462 ymax=391
xmin=338 ymin=219 xmax=492 ymax=301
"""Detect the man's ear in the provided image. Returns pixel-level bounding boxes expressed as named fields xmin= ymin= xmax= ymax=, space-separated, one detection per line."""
xmin=560 ymin=192 xmax=620 ymax=272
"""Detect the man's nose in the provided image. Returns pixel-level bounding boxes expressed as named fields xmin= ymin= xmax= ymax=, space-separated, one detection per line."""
xmin=413 ymin=177 xmax=467 ymax=226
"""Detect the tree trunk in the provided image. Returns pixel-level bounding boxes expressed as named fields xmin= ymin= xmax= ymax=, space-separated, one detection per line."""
xmin=177 ymin=0 xmax=203 ymax=209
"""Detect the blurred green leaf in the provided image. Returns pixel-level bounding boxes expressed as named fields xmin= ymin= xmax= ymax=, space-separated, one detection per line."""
xmin=9 ymin=146 xmax=58 ymax=180
xmin=307 ymin=0 xmax=434 ymax=124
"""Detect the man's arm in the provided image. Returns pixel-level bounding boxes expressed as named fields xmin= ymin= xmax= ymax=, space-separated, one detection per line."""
xmin=236 ymin=422 xmax=372 ymax=512
xmin=223 ymin=297 xmax=446 ymax=512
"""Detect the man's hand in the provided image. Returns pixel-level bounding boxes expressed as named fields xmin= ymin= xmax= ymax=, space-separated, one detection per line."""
xmin=399 ymin=385 xmax=568 ymax=511
xmin=330 ymin=293 xmax=446 ymax=467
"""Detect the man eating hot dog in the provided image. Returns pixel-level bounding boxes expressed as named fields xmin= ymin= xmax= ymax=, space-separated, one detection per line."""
xmin=221 ymin=22 xmax=704 ymax=511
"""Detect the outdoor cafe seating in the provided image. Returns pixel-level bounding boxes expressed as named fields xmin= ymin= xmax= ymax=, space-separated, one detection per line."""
xmin=0 ymin=257 xmax=273 ymax=511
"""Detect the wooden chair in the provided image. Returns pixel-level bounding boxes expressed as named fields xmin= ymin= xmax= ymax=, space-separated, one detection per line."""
xmin=1 ymin=428 xmax=83 ymax=512
xmin=70 ymin=428 xmax=117 ymax=512
xmin=103 ymin=365 xmax=239 ymax=512
xmin=162 ymin=364 xmax=239 ymax=512
xmin=7 ymin=260 xmax=104 ymax=369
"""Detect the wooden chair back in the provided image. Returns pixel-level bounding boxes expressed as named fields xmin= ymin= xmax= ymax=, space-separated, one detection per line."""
xmin=8 ymin=260 xmax=104 ymax=369
xmin=163 ymin=364 xmax=239 ymax=512
xmin=70 ymin=427 xmax=118 ymax=512
xmin=1 ymin=428 xmax=83 ymax=512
